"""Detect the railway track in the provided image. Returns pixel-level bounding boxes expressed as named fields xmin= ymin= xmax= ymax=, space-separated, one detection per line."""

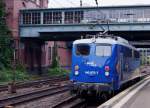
xmin=0 ymin=85 xmax=69 ymax=108
xmin=0 ymin=75 xmax=68 ymax=92
xmin=52 ymin=95 xmax=86 ymax=108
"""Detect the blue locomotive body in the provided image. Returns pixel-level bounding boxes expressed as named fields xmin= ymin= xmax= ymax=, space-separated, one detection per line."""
xmin=70 ymin=37 xmax=141 ymax=95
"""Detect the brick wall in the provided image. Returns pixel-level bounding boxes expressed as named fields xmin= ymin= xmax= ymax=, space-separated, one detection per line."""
xmin=4 ymin=0 xmax=72 ymax=72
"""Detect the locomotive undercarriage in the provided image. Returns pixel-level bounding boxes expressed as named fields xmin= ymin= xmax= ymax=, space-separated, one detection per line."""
xmin=70 ymin=82 xmax=114 ymax=98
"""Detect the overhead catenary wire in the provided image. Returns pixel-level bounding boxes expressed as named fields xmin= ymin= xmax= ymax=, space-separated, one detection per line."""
xmin=49 ymin=0 xmax=96 ymax=8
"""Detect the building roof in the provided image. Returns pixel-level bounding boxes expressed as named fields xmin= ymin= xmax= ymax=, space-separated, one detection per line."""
xmin=21 ymin=4 xmax=150 ymax=11
xmin=20 ymin=4 xmax=150 ymax=11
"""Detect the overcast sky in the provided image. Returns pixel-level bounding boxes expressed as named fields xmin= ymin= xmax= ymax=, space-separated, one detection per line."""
xmin=48 ymin=0 xmax=150 ymax=8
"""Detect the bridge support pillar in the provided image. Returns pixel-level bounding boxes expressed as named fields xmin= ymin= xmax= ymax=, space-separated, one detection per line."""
xmin=23 ymin=39 xmax=44 ymax=75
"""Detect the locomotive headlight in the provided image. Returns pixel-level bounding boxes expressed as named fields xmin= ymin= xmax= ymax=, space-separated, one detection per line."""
xmin=75 ymin=71 xmax=79 ymax=76
xmin=75 ymin=65 xmax=79 ymax=71
xmin=105 ymin=66 xmax=110 ymax=76
xmin=105 ymin=72 xmax=109 ymax=76
xmin=74 ymin=65 xmax=79 ymax=76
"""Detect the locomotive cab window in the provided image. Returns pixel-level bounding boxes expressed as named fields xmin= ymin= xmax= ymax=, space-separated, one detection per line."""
xmin=96 ymin=44 xmax=112 ymax=56
xmin=76 ymin=44 xmax=90 ymax=56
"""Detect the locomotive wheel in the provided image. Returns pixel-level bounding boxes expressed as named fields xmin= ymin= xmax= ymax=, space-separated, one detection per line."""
xmin=70 ymin=89 xmax=75 ymax=95
xmin=101 ymin=92 xmax=109 ymax=101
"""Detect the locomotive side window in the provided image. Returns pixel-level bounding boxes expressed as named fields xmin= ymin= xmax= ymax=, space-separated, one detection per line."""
xmin=96 ymin=45 xmax=112 ymax=56
xmin=76 ymin=44 xmax=90 ymax=56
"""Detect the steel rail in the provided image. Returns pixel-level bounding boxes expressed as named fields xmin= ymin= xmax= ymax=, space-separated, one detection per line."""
xmin=52 ymin=95 xmax=86 ymax=108
xmin=0 ymin=75 xmax=68 ymax=92
xmin=0 ymin=85 xmax=69 ymax=108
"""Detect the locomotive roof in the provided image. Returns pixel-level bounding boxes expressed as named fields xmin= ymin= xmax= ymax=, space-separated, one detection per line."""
xmin=73 ymin=37 xmax=137 ymax=50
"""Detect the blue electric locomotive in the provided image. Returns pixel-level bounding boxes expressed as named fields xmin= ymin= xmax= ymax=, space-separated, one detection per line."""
xmin=70 ymin=36 xmax=141 ymax=96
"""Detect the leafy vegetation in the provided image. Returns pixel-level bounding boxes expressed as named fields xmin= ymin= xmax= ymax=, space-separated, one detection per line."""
xmin=0 ymin=69 xmax=30 ymax=84
xmin=48 ymin=67 xmax=70 ymax=76
xmin=48 ymin=54 xmax=70 ymax=76
xmin=0 ymin=62 xmax=30 ymax=83
xmin=0 ymin=1 xmax=30 ymax=83
xmin=0 ymin=0 xmax=13 ymax=69
xmin=0 ymin=1 xmax=69 ymax=83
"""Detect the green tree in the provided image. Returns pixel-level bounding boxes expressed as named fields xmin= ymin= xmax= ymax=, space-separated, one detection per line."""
xmin=51 ymin=42 xmax=59 ymax=68
xmin=0 ymin=0 xmax=13 ymax=69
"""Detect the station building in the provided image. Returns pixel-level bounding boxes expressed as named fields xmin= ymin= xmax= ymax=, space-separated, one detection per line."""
xmin=3 ymin=0 xmax=72 ymax=74
xmin=138 ymin=48 xmax=150 ymax=65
